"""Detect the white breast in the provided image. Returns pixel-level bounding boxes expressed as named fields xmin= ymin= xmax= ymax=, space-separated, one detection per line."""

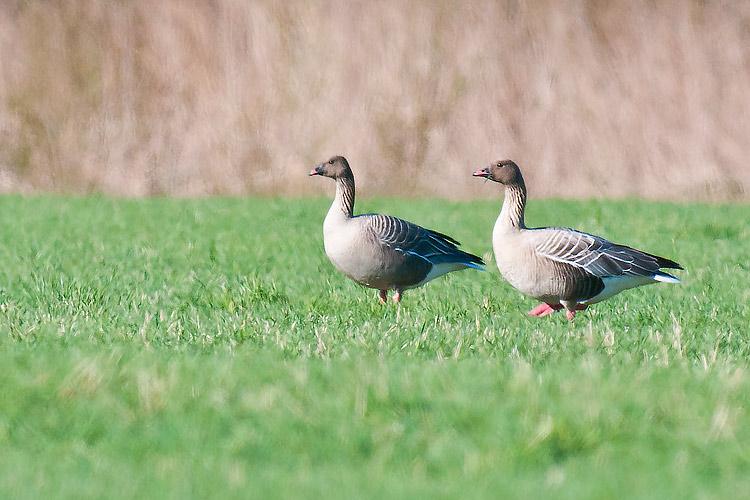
xmin=323 ymin=213 xmax=380 ymax=285
xmin=324 ymin=210 xmax=354 ymax=264
xmin=492 ymin=219 xmax=532 ymax=294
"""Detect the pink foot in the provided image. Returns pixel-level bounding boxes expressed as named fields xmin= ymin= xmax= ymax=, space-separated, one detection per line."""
xmin=528 ymin=303 xmax=563 ymax=317
xmin=528 ymin=303 xmax=552 ymax=317
xmin=378 ymin=290 xmax=387 ymax=304
xmin=392 ymin=290 xmax=402 ymax=303
xmin=566 ymin=310 xmax=576 ymax=321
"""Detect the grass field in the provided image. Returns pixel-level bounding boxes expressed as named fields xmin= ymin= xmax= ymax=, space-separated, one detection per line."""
xmin=0 ymin=195 xmax=748 ymax=498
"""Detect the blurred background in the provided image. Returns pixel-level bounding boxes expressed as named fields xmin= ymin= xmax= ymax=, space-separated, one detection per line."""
xmin=0 ymin=0 xmax=747 ymax=200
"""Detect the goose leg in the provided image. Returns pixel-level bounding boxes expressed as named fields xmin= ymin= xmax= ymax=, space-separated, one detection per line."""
xmin=528 ymin=303 xmax=548 ymax=316
xmin=378 ymin=289 xmax=388 ymax=304
xmin=392 ymin=290 xmax=402 ymax=303
xmin=539 ymin=304 xmax=562 ymax=317
xmin=562 ymin=302 xmax=588 ymax=321
xmin=537 ymin=304 xmax=562 ymax=318
xmin=528 ymin=303 xmax=563 ymax=317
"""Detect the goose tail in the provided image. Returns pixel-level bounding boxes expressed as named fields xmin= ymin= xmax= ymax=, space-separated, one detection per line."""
xmin=653 ymin=271 xmax=681 ymax=284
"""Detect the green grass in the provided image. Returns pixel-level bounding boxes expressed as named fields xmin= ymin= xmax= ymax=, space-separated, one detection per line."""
xmin=0 ymin=195 xmax=748 ymax=499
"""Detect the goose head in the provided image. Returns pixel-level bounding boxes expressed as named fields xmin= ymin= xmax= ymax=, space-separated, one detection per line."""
xmin=473 ymin=160 xmax=523 ymax=185
xmin=309 ymin=156 xmax=353 ymax=180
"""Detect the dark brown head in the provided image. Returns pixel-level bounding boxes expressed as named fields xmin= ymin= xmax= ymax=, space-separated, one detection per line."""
xmin=472 ymin=160 xmax=523 ymax=185
xmin=309 ymin=156 xmax=353 ymax=180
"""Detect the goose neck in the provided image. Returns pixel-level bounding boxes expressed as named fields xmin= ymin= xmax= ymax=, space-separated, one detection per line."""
xmin=333 ymin=176 xmax=355 ymax=218
xmin=498 ymin=181 xmax=527 ymax=230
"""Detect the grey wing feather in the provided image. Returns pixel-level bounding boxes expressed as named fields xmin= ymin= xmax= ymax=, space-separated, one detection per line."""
xmin=535 ymin=228 xmax=677 ymax=278
xmin=365 ymin=215 xmax=484 ymax=267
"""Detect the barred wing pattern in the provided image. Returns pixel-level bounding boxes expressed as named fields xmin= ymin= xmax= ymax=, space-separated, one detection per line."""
xmin=535 ymin=228 xmax=680 ymax=279
xmin=364 ymin=214 xmax=484 ymax=268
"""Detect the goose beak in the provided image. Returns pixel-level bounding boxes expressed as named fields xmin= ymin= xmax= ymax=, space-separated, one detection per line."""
xmin=309 ymin=165 xmax=321 ymax=176
xmin=472 ymin=167 xmax=490 ymax=178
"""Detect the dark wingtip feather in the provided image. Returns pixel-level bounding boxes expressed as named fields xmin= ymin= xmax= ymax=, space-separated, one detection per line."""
xmin=655 ymin=256 xmax=683 ymax=270
xmin=633 ymin=247 xmax=682 ymax=270
xmin=426 ymin=228 xmax=462 ymax=247
xmin=424 ymin=227 xmax=484 ymax=266
xmin=463 ymin=251 xmax=485 ymax=267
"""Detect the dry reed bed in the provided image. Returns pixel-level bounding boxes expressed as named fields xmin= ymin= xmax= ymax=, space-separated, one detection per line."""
xmin=0 ymin=0 xmax=748 ymax=200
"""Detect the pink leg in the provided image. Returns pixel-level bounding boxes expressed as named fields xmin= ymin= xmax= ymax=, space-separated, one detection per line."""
xmin=392 ymin=290 xmax=402 ymax=303
xmin=378 ymin=290 xmax=387 ymax=304
xmin=565 ymin=303 xmax=589 ymax=320
xmin=528 ymin=303 xmax=553 ymax=317
xmin=540 ymin=303 xmax=564 ymax=317
xmin=528 ymin=303 xmax=563 ymax=317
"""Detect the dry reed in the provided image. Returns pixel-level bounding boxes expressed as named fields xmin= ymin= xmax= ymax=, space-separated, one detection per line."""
xmin=0 ymin=0 xmax=748 ymax=200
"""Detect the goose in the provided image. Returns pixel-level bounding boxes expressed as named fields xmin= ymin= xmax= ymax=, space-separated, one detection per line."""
xmin=472 ymin=160 xmax=683 ymax=320
xmin=309 ymin=155 xmax=484 ymax=303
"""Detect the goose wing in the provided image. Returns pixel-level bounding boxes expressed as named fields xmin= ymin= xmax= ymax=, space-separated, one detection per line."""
xmin=534 ymin=227 xmax=682 ymax=279
xmin=364 ymin=214 xmax=484 ymax=268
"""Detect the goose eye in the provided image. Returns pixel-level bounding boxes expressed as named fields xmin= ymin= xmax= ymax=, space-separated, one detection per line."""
xmin=496 ymin=162 xmax=502 ymax=167
xmin=329 ymin=160 xmax=335 ymax=165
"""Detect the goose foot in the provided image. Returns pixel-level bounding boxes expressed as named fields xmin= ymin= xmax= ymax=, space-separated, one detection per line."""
xmin=528 ymin=303 xmax=563 ymax=317
xmin=378 ymin=290 xmax=388 ymax=304
xmin=565 ymin=304 xmax=589 ymax=321
xmin=392 ymin=290 xmax=402 ymax=303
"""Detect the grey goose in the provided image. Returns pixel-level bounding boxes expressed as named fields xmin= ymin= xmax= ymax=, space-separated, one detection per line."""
xmin=310 ymin=156 xmax=484 ymax=303
xmin=473 ymin=160 xmax=682 ymax=320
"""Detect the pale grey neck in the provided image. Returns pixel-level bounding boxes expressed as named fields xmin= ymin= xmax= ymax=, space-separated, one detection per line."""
xmin=333 ymin=177 xmax=355 ymax=218
xmin=499 ymin=182 xmax=527 ymax=230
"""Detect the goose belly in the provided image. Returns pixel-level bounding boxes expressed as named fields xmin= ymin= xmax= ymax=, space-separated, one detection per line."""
xmin=495 ymin=257 xmax=546 ymax=298
xmin=493 ymin=235 xmax=562 ymax=300
xmin=493 ymin=246 xmax=543 ymax=298
xmin=323 ymin=225 xmax=386 ymax=288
